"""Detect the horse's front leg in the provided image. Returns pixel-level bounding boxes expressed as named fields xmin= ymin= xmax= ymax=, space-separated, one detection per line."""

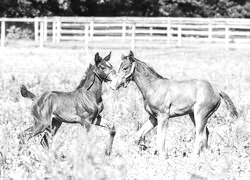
xmin=105 ymin=125 xmax=116 ymax=156
xmin=18 ymin=126 xmax=34 ymax=145
xmin=135 ymin=115 xmax=157 ymax=145
xmin=92 ymin=115 xmax=116 ymax=156
xmin=92 ymin=115 xmax=111 ymax=129
xmin=156 ymin=112 xmax=169 ymax=158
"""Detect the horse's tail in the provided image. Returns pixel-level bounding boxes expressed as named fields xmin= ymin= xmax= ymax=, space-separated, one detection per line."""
xmin=20 ymin=84 xmax=36 ymax=101
xmin=219 ymin=91 xmax=238 ymax=119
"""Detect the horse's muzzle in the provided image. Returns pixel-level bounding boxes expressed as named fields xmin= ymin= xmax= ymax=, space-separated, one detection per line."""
xmin=110 ymin=76 xmax=123 ymax=90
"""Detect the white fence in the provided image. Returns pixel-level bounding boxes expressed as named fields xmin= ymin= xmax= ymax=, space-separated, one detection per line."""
xmin=1 ymin=17 xmax=250 ymax=49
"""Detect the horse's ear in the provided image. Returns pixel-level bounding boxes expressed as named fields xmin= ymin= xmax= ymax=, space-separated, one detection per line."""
xmin=104 ymin=52 xmax=111 ymax=61
xmin=129 ymin=50 xmax=134 ymax=57
xmin=95 ymin=52 xmax=101 ymax=65
xmin=121 ymin=54 xmax=126 ymax=60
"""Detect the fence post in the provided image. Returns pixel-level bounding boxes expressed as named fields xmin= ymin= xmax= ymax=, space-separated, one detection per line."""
xmin=40 ymin=21 xmax=44 ymax=48
xmin=122 ymin=17 xmax=126 ymax=42
xmin=225 ymin=26 xmax=229 ymax=50
xmin=34 ymin=17 xmax=39 ymax=42
xmin=52 ymin=18 xmax=56 ymax=42
xmin=56 ymin=17 xmax=61 ymax=42
xmin=131 ymin=24 xmax=135 ymax=50
xmin=167 ymin=18 xmax=170 ymax=45
xmin=177 ymin=24 xmax=182 ymax=47
xmin=43 ymin=17 xmax=48 ymax=42
xmin=90 ymin=17 xmax=94 ymax=40
xmin=84 ymin=24 xmax=89 ymax=51
xmin=1 ymin=19 xmax=5 ymax=48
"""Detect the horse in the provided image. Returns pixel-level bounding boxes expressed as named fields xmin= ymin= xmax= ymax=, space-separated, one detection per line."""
xmin=20 ymin=52 xmax=117 ymax=155
xmin=111 ymin=50 xmax=238 ymax=157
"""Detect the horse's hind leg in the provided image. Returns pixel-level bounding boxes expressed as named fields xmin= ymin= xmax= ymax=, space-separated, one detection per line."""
xmin=40 ymin=131 xmax=50 ymax=149
xmin=51 ymin=117 xmax=62 ymax=136
xmin=27 ymin=123 xmax=47 ymax=141
xmin=18 ymin=126 xmax=34 ymax=145
xmin=189 ymin=112 xmax=208 ymax=147
xmin=192 ymin=102 xmax=220 ymax=155
xmin=40 ymin=117 xmax=62 ymax=149
xmin=192 ymin=111 xmax=208 ymax=155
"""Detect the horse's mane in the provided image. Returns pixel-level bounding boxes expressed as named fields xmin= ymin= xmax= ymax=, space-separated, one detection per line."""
xmin=76 ymin=64 xmax=95 ymax=89
xmin=133 ymin=57 xmax=164 ymax=79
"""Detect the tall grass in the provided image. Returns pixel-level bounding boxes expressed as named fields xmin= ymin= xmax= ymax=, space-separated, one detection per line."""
xmin=0 ymin=46 xmax=249 ymax=179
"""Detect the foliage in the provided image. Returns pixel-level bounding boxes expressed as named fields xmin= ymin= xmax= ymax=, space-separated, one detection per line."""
xmin=159 ymin=0 xmax=250 ymax=17
xmin=0 ymin=0 xmax=250 ymax=17
xmin=6 ymin=25 xmax=34 ymax=39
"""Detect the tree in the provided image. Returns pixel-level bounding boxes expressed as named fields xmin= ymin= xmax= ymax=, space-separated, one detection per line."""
xmin=0 ymin=0 xmax=250 ymax=17
xmin=158 ymin=0 xmax=250 ymax=17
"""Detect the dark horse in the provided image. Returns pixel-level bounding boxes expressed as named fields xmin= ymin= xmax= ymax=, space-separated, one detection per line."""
xmin=111 ymin=51 xmax=238 ymax=157
xmin=20 ymin=52 xmax=117 ymax=155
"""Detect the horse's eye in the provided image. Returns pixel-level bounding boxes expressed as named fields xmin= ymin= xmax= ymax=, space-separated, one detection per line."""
xmin=123 ymin=67 xmax=128 ymax=70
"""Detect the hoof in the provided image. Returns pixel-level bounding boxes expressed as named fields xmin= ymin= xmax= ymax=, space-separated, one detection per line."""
xmin=54 ymin=152 xmax=67 ymax=161
xmin=154 ymin=150 xmax=168 ymax=159
xmin=154 ymin=150 xmax=159 ymax=155
xmin=105 ymin=148 xmax=111 ymax=156
xmin=133 ymin=138 xmax=140 ymax=145
xmin=133 ymin=137 xmax=144 ymax=145
xmin=18 ymin=133 xmax=26 ymax=145
xmin=139 ymin=144 xmax=147 ymax=151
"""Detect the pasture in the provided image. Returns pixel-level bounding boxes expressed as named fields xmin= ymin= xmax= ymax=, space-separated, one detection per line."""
xmin=0 ymin=45 xmax=250 ymax=179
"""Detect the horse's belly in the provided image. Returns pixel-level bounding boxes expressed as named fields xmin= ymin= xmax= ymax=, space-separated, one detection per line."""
xmin=169 ymin=101 xmax=194 ymax=117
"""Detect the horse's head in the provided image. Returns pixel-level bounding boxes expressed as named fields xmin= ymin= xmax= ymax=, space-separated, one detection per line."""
xmin=93 ymin=52 xmax=117 ymax=83
xmin=110 ymin=50 xmax=136 ymax=90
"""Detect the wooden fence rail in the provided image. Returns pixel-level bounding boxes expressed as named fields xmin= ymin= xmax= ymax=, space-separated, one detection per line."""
xmin=1 ymin=17 xmax=250 ymax=49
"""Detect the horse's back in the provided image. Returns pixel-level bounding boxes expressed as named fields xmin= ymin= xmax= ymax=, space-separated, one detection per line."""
xmin=32 ymin=89 xmax=98 ymax=124
xmin=146 ymin=79 xmax=197 ymax=115
xmin=170 ymin=79 xmax=219 ymax=96
xmin=50 ymin=90 xmax=98 ymax=115
xmin=166 ymin=79 xmax=198 ymax=102
xmin=31 ymin=90 xmax=76 ymax=119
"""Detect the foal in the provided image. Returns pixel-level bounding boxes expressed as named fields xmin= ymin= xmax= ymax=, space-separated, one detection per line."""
xmin=20 ymin=52 xmax=117 ymax=155
xmin=112 ymin=51 xmax=238 ymax=157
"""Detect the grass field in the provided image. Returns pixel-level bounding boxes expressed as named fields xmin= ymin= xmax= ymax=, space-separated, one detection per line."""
xmin=0 ymin=45 xmax=250 ymax=179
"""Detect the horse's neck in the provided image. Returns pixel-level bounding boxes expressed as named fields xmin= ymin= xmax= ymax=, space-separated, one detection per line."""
xmin=79 ymin=73 xmax=103 ymax=102
xmin=89 ymin=75 xmax=102 ymax=102
xmin=133 ymin=62 xmax=161 ymax=98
